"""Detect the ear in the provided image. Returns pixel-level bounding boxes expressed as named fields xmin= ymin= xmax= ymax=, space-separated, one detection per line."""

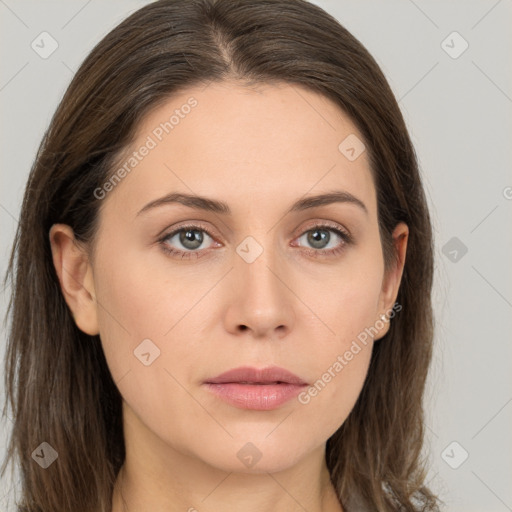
xmin=375 ymin=222 xmax=408 ymax=340
xmin=49 ymin=224 xmax=99 ymax=335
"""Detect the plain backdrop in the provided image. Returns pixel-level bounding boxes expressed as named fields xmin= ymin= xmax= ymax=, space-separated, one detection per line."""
xmin=1 ymin=1 xmax=511 ymax=511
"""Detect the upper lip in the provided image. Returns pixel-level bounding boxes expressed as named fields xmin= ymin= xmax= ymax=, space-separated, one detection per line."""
xmin=204 ymin=366 xmax=308 ymax=385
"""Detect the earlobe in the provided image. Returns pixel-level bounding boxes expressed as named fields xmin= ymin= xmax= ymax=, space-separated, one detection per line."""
xmin=49 ymin=224 xmax=99 ymax=336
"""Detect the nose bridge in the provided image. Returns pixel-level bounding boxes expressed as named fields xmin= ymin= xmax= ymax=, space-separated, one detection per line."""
xmin=235 ymin=230 xmax=284 ymax=299
xmin=228 ymin=229 xmax=294 ymax=336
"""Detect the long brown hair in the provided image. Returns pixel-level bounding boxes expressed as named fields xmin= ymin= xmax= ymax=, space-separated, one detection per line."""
xmin=1 ymin=0 xmax=441 ymax=510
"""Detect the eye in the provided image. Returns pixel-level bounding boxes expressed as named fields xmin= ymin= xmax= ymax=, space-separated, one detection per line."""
xmin=159 ymin=224 xmax=218 ymax=259
xmin=293 ymin=222 xmax=352 ymax=258
xmin=158 ymin=221 xmax=353 ymax=260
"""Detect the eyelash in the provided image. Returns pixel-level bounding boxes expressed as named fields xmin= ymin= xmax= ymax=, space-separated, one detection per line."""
xmin=158 ymin=222 xmax=353 ymax=260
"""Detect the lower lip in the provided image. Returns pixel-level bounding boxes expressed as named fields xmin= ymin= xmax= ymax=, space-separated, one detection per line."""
xmin=203 ymin=382 xmax=307 ymax=410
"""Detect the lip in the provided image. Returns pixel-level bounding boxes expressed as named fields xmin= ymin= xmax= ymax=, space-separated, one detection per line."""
xmin=203 ymin=366 xmax=308 ymax=411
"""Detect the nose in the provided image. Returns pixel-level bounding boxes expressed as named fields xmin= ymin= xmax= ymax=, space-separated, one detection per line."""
xmin=223 ymin=240 xmax=296 ymax=340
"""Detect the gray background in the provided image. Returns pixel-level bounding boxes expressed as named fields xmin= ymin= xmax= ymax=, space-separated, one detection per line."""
xmin=1 ymin=0 xmax=511 ymax=510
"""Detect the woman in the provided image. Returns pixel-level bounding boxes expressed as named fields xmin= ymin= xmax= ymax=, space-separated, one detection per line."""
xmin=1 ymin=0 xmax=441 ymax=510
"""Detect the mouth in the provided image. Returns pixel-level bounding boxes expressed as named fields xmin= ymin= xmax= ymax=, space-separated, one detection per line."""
xmin=203 ymin=366 xmax=308 ymax=411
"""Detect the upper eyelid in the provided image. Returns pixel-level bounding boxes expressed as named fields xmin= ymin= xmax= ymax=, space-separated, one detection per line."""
xmin=299 ymin=219 xmax=350 ymax=234
xmin=161 ymin=221 xmax=217 ymax=240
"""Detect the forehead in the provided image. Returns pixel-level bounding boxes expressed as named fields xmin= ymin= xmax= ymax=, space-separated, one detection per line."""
xmin=106 ymin=80 xmax=376 ymax=218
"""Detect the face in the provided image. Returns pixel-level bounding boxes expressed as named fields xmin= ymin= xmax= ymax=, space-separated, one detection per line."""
xmin=51 ymin=80 xmax=407 ymax=475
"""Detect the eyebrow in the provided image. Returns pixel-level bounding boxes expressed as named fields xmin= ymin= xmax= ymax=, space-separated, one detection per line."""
xmin=136 ymin=190 xmax=368 ymax=217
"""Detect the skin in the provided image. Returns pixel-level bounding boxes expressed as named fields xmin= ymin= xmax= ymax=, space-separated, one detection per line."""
xmin=49 ymin=80 xmax=408 ymax=512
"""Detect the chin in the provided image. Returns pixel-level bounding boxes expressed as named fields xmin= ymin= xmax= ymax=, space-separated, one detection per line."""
xmin=190 ymin=434 xmax=318 ymax=475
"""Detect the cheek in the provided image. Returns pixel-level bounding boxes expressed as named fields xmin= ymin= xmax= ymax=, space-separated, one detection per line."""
xmin=91 ymin=242 xmax=193 ymax=379
xmin=291 ymin=250 xmax=382 ymax=432
xmin=295 ymin=242 xmax=384 ymax=343
xmin=297 ymin=340 xmax=373 ymax=439
xmin=91 ymin=247 xmax=211 ymax=440
xmin=293 ymin=281 xmax=379 ymax=439
xmin=92 ymin=241 xmax=224 ymax=413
